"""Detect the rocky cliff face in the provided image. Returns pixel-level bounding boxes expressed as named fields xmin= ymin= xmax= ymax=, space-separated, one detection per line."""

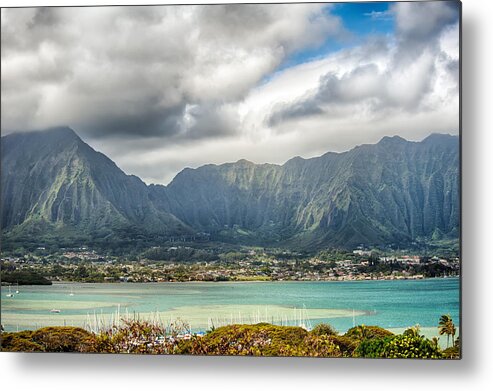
xmin=1 ymin=127 xmax=190 ymax=247
xmin=150 ymin=134 xmax=459 ymax=247
xmin=1 ymin=127 xmax=459 ymax=249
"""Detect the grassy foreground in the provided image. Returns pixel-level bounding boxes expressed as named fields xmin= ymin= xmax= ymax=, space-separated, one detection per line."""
xmin=0 ymin=318 xmax=460 ymax=359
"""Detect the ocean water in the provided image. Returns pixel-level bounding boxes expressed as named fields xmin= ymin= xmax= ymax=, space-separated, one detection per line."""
xmin=1 ymin=278 xmax=460 ymax=333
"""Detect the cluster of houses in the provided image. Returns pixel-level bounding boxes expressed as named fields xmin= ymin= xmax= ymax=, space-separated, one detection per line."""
xmin=1 ymin=245 xmax=460 ymax=283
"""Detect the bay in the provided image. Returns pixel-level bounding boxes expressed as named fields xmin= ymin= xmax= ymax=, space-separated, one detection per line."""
xmin=1 ymin=278 xmax=459 ymax=335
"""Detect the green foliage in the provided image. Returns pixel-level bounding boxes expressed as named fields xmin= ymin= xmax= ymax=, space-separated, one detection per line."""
xmin=355 ymin=334 xmax=442 ymax=359
xmin=179 ymin=323 xmax=349 ymax=358
xmin=442 ymin=345 xmax=460 ymax=359
xmin=30 ymin=327 xmax=96 ymax=352
xmin=1 ymin=327 xmax=95 ymax=352
xmin=344 ymin=325 xmax=394 ymax=340
xmin=1 ymin=331 xmax=43 ymax=352
xmin=179 ymin=323 xmax=309 ymax=356
xmin=330 ymin=335 xmax=360 ymax=357
xmin=403 ymin=325 xmax=421 ymax=338
xmin=2 ymin=128 xmax=459 ymax=251
xmin=1 ymin=337 xmax=45 ymax=352
xmin=438 ymin=314 xmax=456 ymax=348
xmin=0 ymin=270 xmax=52 ymax=285
xmin=310 ymin=323 xmax=338 ymax=337
xmin=354 ymin=336 xmax=393 ymax=358
xmin=1 ymin=127 xmax=190 ymax=252
xmin=382 ymin=334 xmax=442 ymax=359
xmin=1 ymin=316 xmax=458 ymax=359
xmin=442 ymin=336 xmax=461 ymax=359
xmin=219 ymin=252 xmax=246 ymax=262
xmin=141 ymin=247 xmax=218 ymax=263
xmin=93 ymin=320 xmax=187 ymax=354
xmin=278 ymin=334 xmax=342 ymax=358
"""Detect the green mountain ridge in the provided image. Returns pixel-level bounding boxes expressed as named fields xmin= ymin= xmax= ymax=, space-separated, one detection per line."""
xmin=150 ymin=133 xmax=459 ymax=248
xmin=1 ymin=127 xmax=191 ymax=249
xmin=1 ymin=127 xmax=459 ymax=251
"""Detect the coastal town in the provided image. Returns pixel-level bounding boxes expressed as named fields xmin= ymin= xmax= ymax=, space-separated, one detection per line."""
xmin=1 ymin=245 xmax=460 ymax=284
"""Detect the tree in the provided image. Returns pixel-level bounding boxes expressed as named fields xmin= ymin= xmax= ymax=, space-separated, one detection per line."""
xmin=310 ymin=323 xmax=338 ymax=337
xmin=355 ymin=324 xmax=369 ymax=340
xmin=403 ymin=324 xmax=421 ymax=338
xmin=438 ymin=314 xmax=456 ymax=348
xmin=75 ymin=265 xmax=89 ymax=279
xmin=345 ymin=325 xmax=393 ymax=340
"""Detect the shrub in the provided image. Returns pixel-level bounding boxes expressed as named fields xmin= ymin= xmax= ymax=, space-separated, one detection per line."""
xmin=330 ymin=335 xmax=360 ymax=357
xmin=353 ymin=336 xmax=392 ymax=358
xmin=310 ymin=323 xmax=338 ymax=337
xmin=0 ymin=321 xmax=453 ymax=359
xmin=93 ymin=319 xmax=188 ymax=354
xmin=355 ymin=334 xmax=443 ymax=359
xmin=178 ymin=323 xmax=309 ymax=356
xmin=1 ymin=270 xmax=52 ymax=285
xmin=403 ymin=325 xmax=421 ymax=338
xmin=31 ymin=327 xmax=96 ymax=352
xmin=1 ymin=331 xmax=44 ymax=352
xmin=1 ymin=327 xmax=95 ymax=352
xmin=345 ymin=325 xmax=394 ymax=340
xmin=6 ymin=338 xmax=45 ymax=352
xmin=442 ymin=339 xmax=460 ymax=359
xmin=383 ymin=334 xmax=442 ymax=359
xmin=179 ymin=323 xmax=350 ymax=357
xmin=279 ymin=334 xmax=342 ymax=358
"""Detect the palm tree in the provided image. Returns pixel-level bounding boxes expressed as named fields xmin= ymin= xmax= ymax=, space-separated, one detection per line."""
xmin=438 ymin=314 xmax=456 ymax=348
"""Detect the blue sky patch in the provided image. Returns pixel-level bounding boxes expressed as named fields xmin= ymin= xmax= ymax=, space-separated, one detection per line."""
xmin=276 ymin=2 xmax=395 ymax=74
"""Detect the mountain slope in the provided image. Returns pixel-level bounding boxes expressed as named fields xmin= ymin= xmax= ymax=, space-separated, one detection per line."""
xmin=150 ymin=134 xmax=459 ymax=248
xmin=1 ymin=127 xmax=459 ymax=250
xmin=1 ymin=127 xmax=190 ymax=248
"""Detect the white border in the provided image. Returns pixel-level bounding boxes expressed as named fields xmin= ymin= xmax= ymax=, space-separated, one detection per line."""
xmin=1 ymin=1 xmax=492 ymax=390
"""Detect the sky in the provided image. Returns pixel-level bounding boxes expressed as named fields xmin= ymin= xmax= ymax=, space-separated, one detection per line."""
xmin=1 ymin=1 xmax=460 ymax=185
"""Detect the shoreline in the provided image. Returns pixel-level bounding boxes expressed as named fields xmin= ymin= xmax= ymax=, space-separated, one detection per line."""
xmin=1 ymin=275 xmax=459 ymax=287
xmin=45 ymin=276 xmax=459 ymax=285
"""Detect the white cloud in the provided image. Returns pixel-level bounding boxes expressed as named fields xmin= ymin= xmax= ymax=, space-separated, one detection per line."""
xmin=1 ymin=4 xmax=342 ymax=138
xmin=261 ymin=3 xmax=459 ymax=150
xmin=1 ymin=2 xmax=460 ymax=185
xmin=393 ymin=1 xmax=458 ymax=43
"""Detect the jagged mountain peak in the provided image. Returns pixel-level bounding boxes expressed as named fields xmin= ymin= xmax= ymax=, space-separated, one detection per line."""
xmin=2 ymin=128 xmax=459 ymax=250
xmin=1 ymin=127 xmax=191 ymax=248
xmin=377 ymin=135 xmax=407 ymax=145
xmin=422 ymin=133 xmax=458 ymax=145
xmin=2 ymin=126 xmax=80 ymax=143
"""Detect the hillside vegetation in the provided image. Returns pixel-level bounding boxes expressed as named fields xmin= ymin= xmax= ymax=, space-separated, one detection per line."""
xmin=1 ymin=318 xmax=460 ymax=359
xmin=1 ymin=127 xmax=459 ymax=251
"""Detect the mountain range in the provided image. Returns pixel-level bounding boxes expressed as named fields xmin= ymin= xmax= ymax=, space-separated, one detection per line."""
xmin=1 ymin=127 xmax=459 ymax=251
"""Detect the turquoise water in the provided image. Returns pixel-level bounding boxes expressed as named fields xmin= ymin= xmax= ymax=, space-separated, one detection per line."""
xmin=1 ymin=278 xmax=459 ymax=332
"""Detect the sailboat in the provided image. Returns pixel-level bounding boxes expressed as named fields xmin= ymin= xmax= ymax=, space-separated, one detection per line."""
xmin=6 ymin=286 xmax=14 ymax=298
xmin=69 ymin=286 xmax=74 ymax=296
xmin=15 ymin=282 xmax=19 ymax=294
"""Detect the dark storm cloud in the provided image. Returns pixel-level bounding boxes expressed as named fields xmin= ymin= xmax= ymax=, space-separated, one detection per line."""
xmin=78 ymin=102 xmax=237 ymax=142
xmin=29 ymin=7 xmax=59 ymax=28
xmin=1 ymin=4 xmax=340 ymax=142
xmin=78 ymin=104 xmax=187 ymax=140
xmin=184 ymin=104 xmax=240 ymax=141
